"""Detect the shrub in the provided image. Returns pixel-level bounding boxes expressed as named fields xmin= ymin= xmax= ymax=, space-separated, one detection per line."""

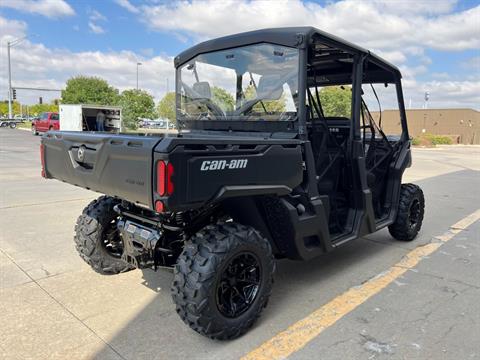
xmin=411 ymin=133 xmax=453 ymax=146
xmin=425 ymin=134 xmax=453 ymax=145
xmin=411 ymin=137 xmax=420 ymax=146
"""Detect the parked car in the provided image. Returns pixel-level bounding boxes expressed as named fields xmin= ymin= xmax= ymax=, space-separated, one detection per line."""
xmin=32 ymin=112 xmax=59 ymax=135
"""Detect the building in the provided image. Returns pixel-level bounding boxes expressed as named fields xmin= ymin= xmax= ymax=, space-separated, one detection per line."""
xmin=372 ymin=108 xmax=480 ymax=144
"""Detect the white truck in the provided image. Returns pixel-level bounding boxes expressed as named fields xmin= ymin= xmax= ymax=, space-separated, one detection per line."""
xmin=59 ymin=104 xmax=122 ymax=132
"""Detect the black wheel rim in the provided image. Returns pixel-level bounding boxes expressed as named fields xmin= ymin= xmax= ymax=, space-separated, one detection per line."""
xmin=409 ymin=199 xmax=421 ymax=230
xmin=216 ymin=252 xmax=261 ymax=318
xmin=103 ymin=219 xmax=124 ymax=258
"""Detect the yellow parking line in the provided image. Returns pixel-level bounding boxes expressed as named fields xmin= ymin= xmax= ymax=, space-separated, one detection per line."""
xmin=242 ymin=209 xmax=480 ymax=360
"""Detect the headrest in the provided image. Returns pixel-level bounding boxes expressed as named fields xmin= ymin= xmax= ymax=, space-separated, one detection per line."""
xmin=256 ymin=75 xmax=284 ymax=100
xmin=191 ymin=82 xmax=212 ymax=99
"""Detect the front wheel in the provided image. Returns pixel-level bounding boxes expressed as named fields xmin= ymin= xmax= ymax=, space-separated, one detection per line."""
xmin=389 ymin=184 xmax=425 ymax=241
xmin=32 ymin=126 xmax=38 ymax=135
xmin=74 ymin=196 xmax=134 ymax=274
xmin=171 ymin=222 xmax=275 ymax=340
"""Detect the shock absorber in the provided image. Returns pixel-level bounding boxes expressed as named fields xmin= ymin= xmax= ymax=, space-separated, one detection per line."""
xmin=174 ymin=212 xmax=185 ymax=226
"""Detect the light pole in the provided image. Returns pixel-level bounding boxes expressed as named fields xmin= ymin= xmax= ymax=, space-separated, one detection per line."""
xmin=7 ymin=35 xmax=28 ymax=119
xmin=424 ymin=91 xmax=430 ymax=110
xmin=136 ymin=62 xmax=142 ymax=90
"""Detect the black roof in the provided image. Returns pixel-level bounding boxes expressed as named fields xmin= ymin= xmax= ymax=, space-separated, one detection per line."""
xmin=174 ymin=26 xmax=400 ymax=74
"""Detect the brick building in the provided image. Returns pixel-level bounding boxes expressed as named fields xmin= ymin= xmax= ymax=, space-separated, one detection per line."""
xmin=372 ymin=108 xmax=480 ymax=144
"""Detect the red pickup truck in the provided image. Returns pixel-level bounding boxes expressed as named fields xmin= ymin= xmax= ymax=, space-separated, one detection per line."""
xmin=32 ymin=112 xmax=59 ymax=135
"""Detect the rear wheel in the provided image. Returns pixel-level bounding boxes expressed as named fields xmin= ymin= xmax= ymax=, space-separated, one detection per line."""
xmin=74 ymin=196 xmax=134 ymax=274
xmin=9 ymin=122 xmax=16 ymax=129
xmin=389 ymin=184 xmax=425 ymax=241
xmin=171 ymin=222 xmax=275 ymax=340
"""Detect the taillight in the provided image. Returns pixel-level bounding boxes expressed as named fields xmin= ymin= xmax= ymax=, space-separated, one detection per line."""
xmin=155 ymin=200 xmax=164 ymax=213
xmin=167 ymin=162 xmax=174 ymax=195
xmin=155 ymin=160 xmax=174 ymax=212
xmin=156 ymin=160 xmax=166 ymax=195
xmin=40 ymin=144 xmax=46 ymax=178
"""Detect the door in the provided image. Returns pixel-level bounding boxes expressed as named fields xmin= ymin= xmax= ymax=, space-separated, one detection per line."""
xmin=37 ymin=112 xmax=48 ymax=131
xmin=48 ymin=113 xmax=59 ymax=130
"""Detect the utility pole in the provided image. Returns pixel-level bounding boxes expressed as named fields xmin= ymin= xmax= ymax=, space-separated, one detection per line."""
xmin=7 ymin=36 xmax=28 ymax=119
xmin=7 ymin=43 xmax=12 ymax=119
xmin=136 ymin=62 xmax=142 ymax=90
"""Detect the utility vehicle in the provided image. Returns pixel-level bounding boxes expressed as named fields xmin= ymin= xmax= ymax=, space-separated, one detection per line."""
xmin=41 ymin=27 xmax=425 ymax=340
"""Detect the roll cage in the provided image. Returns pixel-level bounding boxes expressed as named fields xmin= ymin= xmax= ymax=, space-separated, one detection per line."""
xmin=174 ymin=26 xmax=409 ymax=142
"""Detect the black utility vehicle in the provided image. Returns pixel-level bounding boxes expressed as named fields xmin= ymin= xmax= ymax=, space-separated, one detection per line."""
xmin=41 ymin=27 xmax=425 ymax=339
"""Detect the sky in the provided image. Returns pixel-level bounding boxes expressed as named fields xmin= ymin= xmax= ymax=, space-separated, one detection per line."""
xmin=0 ymin=0 xmax=479 ymax=109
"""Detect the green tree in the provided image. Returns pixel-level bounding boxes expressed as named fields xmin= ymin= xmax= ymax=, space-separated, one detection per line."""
xmin=0 ymin=101 xmax=21 ymax=116
xmin=157 ymin=92 xmax=176 ymax=121
xmin=62 ymin=76 xmax=120 ymax=105
xmin=29 ymin=101 xmax=59 ymax=116
xmin=119 ymin=89 xmax=156 ymax=130
xmin=317 ymin=86 xmax=351 ymax=118
xmin=212 ymin=87 xmax=234 ymax=112
xmin=0 ymin=101 xmax=59 ymax=117
xmin=244 ymin=85 xmax=286 ymax=113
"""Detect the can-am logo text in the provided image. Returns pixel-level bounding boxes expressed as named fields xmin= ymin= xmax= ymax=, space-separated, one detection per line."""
xmin=200 ymin=159 xmax=248 ymax=171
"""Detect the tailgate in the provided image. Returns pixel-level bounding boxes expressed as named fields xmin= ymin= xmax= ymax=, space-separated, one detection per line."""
xmin=42 ymin=131 xmax=163 ymax=208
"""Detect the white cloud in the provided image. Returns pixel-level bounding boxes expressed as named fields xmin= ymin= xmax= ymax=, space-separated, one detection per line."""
xmin=431 ymin=72 xmax=451 ymax=80
xmin=0 ymin=16 xmax=27 ymax=41
xmin=406 ymin=79 xmax=480 ymax=109
xmin=370 ymin=0 xmax=458 ymax=15
xmin=134 ymin=0 xmax=480 ymax=109
xmin=88 ymin=9 xmax=106 ymax=34
xmin=140 ymin=0 xmax=479 ymax=52
xmin=0 ymin=26 xmax=175 ymax=105
xmin=373 ymin=50 xmax=408 ymax=64
xmin=461 ymin=56 xmax=480 ymax=70
xmin=114 ymin=0 xmax=139 ymax=14
xmin=1 ymin=1 xmax=479 ymax=110
xmin=88 ymin=22 xmax=105 ymax=34
xmin=89 ymin=9 xmax=106 ymax=22
xmin=419 ymin=6 xmax=480 ymax=51
xmin=0 ymin=0 xmax=75 ymax=18
xmin=140 ymin=48 xmax=154 ymax=57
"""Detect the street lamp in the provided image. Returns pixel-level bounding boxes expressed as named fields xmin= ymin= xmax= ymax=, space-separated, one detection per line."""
xmin=136 ymin=62 xmax=142 ymax=90
xmin=7 ymin=35 xmax=28 ymax=119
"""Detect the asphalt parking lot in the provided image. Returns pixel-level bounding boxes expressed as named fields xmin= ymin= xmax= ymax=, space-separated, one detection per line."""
xmin=1 ymin=129 xmax=479 ymax=360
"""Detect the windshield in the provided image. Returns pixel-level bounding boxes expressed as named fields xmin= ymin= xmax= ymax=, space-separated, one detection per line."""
xmin=177 ymin=43 xmax=299 ymax=123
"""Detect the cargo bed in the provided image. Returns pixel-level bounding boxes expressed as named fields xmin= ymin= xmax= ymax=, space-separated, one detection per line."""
xmin=42 ymin=132 xmax=164 ymax=208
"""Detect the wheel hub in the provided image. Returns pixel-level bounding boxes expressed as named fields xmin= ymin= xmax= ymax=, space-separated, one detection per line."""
xmin=408 ymin=199 xmax=421 ymax=230
xmin=216 ymin=252 xmax=261 ymax=318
